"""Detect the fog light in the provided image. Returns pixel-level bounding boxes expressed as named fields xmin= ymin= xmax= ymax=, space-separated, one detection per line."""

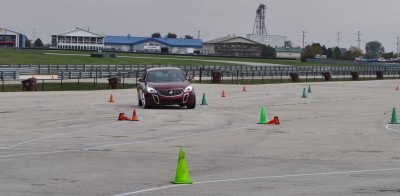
xmin=152 ymin=95 xmax=159 ymax=104
xmin=183 ymin=94 xmax=189 ymax=103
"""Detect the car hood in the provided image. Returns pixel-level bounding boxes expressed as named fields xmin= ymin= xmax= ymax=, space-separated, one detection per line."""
xmin=147 ymin=81 xmax=190 ymax=89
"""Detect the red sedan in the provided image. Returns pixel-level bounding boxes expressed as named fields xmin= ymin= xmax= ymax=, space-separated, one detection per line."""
xmin=137 ymin=67 xmax=196 ymax=109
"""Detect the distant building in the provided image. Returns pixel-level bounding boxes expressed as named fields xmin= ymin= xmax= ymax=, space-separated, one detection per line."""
xmin=104 ymin=35 xmax=202 ymax=54
xmin=201 ymin=36 xmax=262 ymax=57
xmin=276 ymin=47 xmax=302 ymax=59
xmin=246 ymin=34 xmax=285 ymax=48
xmin=51 ymin=28 xmax=104 ymax=50
xmin=0 ymin=28 xmax=26 ymax=48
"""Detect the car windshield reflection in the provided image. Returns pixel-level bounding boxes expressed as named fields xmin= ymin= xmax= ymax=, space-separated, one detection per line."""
xmin=146 ymin=70 xmax=186 ymax=83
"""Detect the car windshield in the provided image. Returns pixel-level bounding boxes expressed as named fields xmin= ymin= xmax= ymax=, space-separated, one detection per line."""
xmin=146 ymin=70 xmax=186 ymax=83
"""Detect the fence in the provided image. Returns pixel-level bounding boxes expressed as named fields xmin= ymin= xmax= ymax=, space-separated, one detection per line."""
xmin=2 ymin=64 xmax=400 ymax=78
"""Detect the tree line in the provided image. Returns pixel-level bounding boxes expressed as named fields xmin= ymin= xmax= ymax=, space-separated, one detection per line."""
xmin=301 ymin=41 xmax=394 ymax=60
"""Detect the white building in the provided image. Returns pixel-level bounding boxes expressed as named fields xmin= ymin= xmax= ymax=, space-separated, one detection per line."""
xmin=0 ymin=28 xmax=26 ymax=48
xmin=51 ymin=28 xmax=104 ymax=50
xmin=276 ymin=48 xmax=302 ymax=60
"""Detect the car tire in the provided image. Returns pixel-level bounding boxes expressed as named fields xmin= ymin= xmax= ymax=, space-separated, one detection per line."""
xmin=141 ymin=92 xmax=151 ymax=109
xmin=138 ymin=91 xmax=143 ymax=107
xmin=187 ymin=96 xmax=196 ymax=109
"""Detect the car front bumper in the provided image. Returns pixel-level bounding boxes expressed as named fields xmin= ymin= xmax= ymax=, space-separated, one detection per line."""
xmin=144 ymin=92 xmax=195 ymax=106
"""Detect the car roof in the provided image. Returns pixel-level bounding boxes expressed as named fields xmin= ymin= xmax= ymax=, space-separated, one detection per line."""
xmin=146 ymin=67 xmax=181 ymax=72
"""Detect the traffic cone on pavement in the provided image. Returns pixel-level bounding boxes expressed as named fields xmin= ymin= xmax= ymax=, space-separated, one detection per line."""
xmin=308 ymin=85 xmax=312 ymax=93
xmin=396 ymin=85 xmax=399 ymax=91
xmin=390 ymin=107 xmax=398 ymax=124
xmin=301 ymin=88 xmax=307 ymax=98
xmin=221 ymin=90 xmax=226 ymax=97
xmin=172 ymin=148 xmax=193 ymax=184
xmin=242 ymin=85 xmax=246 ymax=92
xmin=274 ymin=116 xmax=280 ymax=125
xmin=267 ymin=119 xmax=275 ymax=124
xmin=258 ymin=106 xmax=267 ymax=124
xmin=131 ymin=109 xmax=139 ymax=121
xmin=118 ymin=113 xmax=125 ymax=121
xmin=51 ymin=75 xmax=54 ymax=80
xmin=109 ymin=94 xmax=115 ymax=102
xmin=200 ymin=93 xmax=208 ymax=105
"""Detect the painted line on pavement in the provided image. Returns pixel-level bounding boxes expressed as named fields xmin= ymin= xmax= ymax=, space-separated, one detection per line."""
xmin=115 ymin=167 xmax=400 ymax=195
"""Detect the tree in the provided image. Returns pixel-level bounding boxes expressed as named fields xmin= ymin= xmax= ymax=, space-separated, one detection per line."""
xmin=365 ymin=41 xmax=384 ymax=58
xmin=325 ymin=48 xmax=333 ymax=59
xmin=330 ymin=47 xmax=342 ymax=60
xmin=301 ymin=43 xmax=323 ymax=58
xmin=166 ymin=33 xmax=177 ymax=38
xmin=382 ymin=52 xmax=395 ymax=59
xmin=261 ymin=45 xmax=276 ymax=58
xmin=284 ymin=40 xmax=292 ymax=48
xmin=151 ymin=32 xmax=161 ymax=38
xmin=343 ymin=46 xmax=363 ymax=60
xmin=184 ymin=35 xmax=193 ymax=39
xmin=25 ymin=39 xmax=31 ymax=48
xmin=33 ymin=38 xmax=43 ymax=48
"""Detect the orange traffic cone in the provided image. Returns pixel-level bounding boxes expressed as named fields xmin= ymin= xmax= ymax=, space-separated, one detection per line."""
xmin=221 ymin=90 xmax=226 ymax=97
xmin=123 ymin=115 xmax=131 ymax=121
xmin=396 ymin=85 xmax=399 ymax=91
xmin=274 ymin=116 xmax=280 ymax=125
xmin=51 ymin=75 xmax=54 ymax=80
xmin=131 ymin=109 xmax=139 ymax=121
xmin=267 ymin=119 xmax=275 ymax=124
xmin=242 ymin=85 xmax=246 ymax=92
xmin=109 ymin=94 xmax=115 ymax=102
xmin=118 ymin=113 xmax=125 ymax=121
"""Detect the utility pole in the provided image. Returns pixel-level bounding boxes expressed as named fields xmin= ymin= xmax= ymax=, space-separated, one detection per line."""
xmin=197 ymin=31 xmax=200 ymax=39
xmin=337 ymin=32 xmax=340 ymax=48
xmin=397 ymin=36 xmax=399 ymax=57
xmin=302 ymin=31 xmax=305 ymax=48
xmin=32 ymin=28 xmax=36 ymax=41
xmin=356 ymin=31 xmax=362 ymax=50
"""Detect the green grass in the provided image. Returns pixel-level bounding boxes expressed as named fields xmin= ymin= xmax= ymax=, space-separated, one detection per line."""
xmin=0 ymin=48 xmax=328 ymax=66
xmin=0 ymin=82 xmax=136 ymax=92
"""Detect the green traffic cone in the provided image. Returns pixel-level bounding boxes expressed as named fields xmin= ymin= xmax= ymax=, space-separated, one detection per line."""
xmin=301 ymin=88 xmax=307 ymax=98
xmin=200 ymin=93 xmax=208 ymax=105
xmin=390 ymin=107 xmax=398 ymax=124
xmin=308 ymin=85 xmax=312 ymax=93
xmin=258 ymin=106 xmax=267 ymax=124
xmin=172 ymin=148 xmax=192 ymax=184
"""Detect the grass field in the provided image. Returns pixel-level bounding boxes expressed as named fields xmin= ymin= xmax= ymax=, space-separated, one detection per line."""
xmin=0 ymin=48 xmax=325 ymax=66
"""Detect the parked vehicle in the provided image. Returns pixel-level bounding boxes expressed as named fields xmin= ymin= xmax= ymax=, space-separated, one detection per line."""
xmin=137 ymin=67 xmax=196 ymax=109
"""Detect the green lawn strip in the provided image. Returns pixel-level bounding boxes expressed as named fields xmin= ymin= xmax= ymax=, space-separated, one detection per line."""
xmin=0 ymin=48 xmax=352 ymax=66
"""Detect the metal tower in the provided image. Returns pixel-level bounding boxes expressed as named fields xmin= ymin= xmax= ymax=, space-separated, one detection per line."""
xmin=252 ymin=4 xmax=267 ymax=35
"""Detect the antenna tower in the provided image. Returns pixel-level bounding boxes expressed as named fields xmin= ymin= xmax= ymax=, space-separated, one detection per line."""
xmin=252 ymin=4 xmax=267 ymax=35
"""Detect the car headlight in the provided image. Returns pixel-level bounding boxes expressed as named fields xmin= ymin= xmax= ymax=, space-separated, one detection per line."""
xmin=146 ymin=87 xmax=157 ymax=94
xmin=184 ymin=86 xmax=193 ymax=93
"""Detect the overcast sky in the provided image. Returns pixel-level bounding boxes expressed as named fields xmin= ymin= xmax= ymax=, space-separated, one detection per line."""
xmin=1 ymin=0 xmax=399 ymax=53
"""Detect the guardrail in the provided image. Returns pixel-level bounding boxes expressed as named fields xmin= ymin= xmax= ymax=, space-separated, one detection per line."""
xmin=2 ymin=64 xmax=400 ymax=82
xmin=0 ymin=69 xmax=19 ymax=80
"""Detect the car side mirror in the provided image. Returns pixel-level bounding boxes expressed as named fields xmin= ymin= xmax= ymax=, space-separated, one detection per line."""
xmin=187 ymin=76 xmax=194 ymax=81
xmin=138 ymin=78 xmax=145 ymax=82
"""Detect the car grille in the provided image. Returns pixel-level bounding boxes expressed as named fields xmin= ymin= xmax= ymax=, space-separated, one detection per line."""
xmin=158 ymin=89 xmax=183 ymax=96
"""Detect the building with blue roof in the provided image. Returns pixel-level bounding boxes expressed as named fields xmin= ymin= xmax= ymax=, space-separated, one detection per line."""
xmin=104 ymin=35 xmax=202 ymax=54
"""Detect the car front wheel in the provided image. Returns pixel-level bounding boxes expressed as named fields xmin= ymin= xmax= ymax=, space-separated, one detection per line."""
xmin=141 ymin=92 xmax=151 ymax=109
xmin=187 ymin=96 xmax=196 ymax=109
xmin=138 ymin=91 xmax=143 ymax=106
